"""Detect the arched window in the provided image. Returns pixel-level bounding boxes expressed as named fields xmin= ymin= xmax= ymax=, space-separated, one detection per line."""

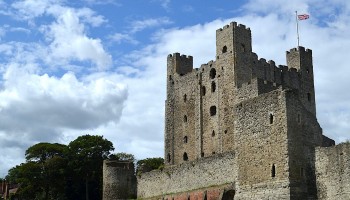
xmin=222 ymin=46 xmax=227 ymax=53
xmin=222 ymin=189 xmax=235 ymax=200
xmin=271 ymin=164 xmax=276 ymax=177
xmin=212 ymin=130 xmax=215 ymax=137
xmin=183 ymin=152 xmax=188 ymax=161
xmin=211 ymin=81 xmax=216 ymax=92
xmin=210 ymin=106 xmax=217 ymax=116
xmin=210 ymin=68 xmax=216 ymax=79
xmin=183 ymin=136 xmax=188 ymax=143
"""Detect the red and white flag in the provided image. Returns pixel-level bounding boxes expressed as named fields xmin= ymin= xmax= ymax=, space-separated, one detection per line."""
xmin=298 ymin=14 xmax=309 ymax=20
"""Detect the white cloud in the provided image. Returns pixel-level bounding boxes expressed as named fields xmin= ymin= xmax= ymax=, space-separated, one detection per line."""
xmin=0 ymin=65 xmax=127 ymax=176
xmin=109 ymin=33 xmax=138 ymax=45
xmin=43 ymin=9 xmax=112 ymax=70
xmin=130 ymin=17 xmax=173 ymax=33
xmin=1 ymin=0 xmax=350 ymax=178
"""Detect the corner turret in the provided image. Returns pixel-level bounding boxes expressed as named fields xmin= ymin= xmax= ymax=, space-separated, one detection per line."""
xmin=286 ymin=46 xmax=316 ymax=115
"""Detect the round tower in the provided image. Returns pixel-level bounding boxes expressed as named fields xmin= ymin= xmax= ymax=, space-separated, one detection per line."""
xmin=102 ymin=160 xmax=136 ymax=200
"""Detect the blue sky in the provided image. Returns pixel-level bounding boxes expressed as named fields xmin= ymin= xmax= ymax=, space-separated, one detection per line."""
xmin=0 ymin=0 xmax=350 ymax=177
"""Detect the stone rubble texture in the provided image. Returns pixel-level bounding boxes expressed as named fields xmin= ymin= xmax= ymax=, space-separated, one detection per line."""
xmin=102 ymin=22 xmax=350 ymax=200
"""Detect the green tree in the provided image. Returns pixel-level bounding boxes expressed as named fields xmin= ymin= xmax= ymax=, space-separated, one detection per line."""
xmin=68 ymin=135 xmax=114 ymax=200
xmin=136 ymin=157 xmax=164 ymax=175
xmin=6 ymin=143 xmax=68 ymax=200
xmin=110 ymin=152 xmax=135 ymax=161
xmin=25 ymin=142 xmax=67 ymax=162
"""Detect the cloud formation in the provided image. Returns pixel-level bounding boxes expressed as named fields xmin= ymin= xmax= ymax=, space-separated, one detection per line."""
xmin=0 ymin=0 xmax=349 ymax=177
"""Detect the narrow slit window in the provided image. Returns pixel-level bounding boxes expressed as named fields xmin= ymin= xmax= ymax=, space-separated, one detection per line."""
xmin=183 ymin=136 xmax=188 ymax=143
xmin=202 ymin=86 xmax=206 ymax=96
xmin=210 ymin=68 xmax=216 ymax=79
xmin=184 ymin=115 xmax=187 ymax=122
xmin=184 ymin=94 xmax=187 ymax=102
xmin=210 ymin=106 xmax=217 ymax=116
xmin=212 ymin=130 xmax=215 ymax=137
xmin=272 ymin=164 xmax=276 ymax=177
xmin=211 ymin=81 xmax=216 ymax=92
xmin=167 ymin=153 xmax=171 ymax=163
xmin=269 ymin=114 xmax=274 ymax=124
xmin=307 ymin=93 xmax=311 ymax=102
xmin=300 ymin=167 xmax=304 ymax=177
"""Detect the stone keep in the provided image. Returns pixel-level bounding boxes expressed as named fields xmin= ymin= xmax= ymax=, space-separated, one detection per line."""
xmin=103 ymin=22 xmax=350 ymax=200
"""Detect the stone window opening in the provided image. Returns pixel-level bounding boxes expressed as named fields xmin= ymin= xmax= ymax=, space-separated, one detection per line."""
xmin=201 ymin=152 xmax=204 ymax=157
xmin=224 ymin=130 xmax=228 ymax=134
xmin=212 ymin=151 xmax=216 ymax=155
xmin=210 ymin=106 xmax=217 ymax=116
xmin=184 ymin=94 xmax=187 ymax=102
xmin=300 ymin=167 xmax=304 ymax=177
xmin=211 ymin=81 xmax=216 ymax=92
xmin=202 ymin=86 xmax=206 ymax=96
xmin=184 ymin=115 xmax=187 ymax=123
xmin=222 ymin=189 xmax=235 ymax=200
xmin=183 ymin=136 xmax=188 ymax=144
xmin=183 ymin=152 xmax=188 ymax=161
xmin=222 ymin=46 xmax=227 ymax=53
xmin=210 ymin=68 xmax=216 ymax=79
xmin=212 ymin=130 xmax=215 ymax=137
xmin=307 ymin=93 xmax=311 ymax=102
xmin=269 ymin=113 xmax=274 ymax=124
xmin=306 ymin=68 xmax=310 ymax=74
xmin=167 ymin=153 xmax=171 ymax=163
xmin=272 ymin=164 xmax=276 ymax=178
xmin=241 ymin=43 xmax=246 ymax=52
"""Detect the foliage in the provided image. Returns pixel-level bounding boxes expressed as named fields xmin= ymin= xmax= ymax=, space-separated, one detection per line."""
xmin=110 ymin=152 xmax=135 ymax=161
xmin=68 ymin=135 xmax=114 ymax=200
xmin=5 ymin=134 xmax=115 ymax=200
xmin=25 ymin=142 xmax=67 ymax=162
xmin=136 ymin=157 xmax=164 ymax=175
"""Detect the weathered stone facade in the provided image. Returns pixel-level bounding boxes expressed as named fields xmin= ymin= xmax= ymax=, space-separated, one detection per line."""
xmin=102 ymin=160 xmax=136 ymax=199
xmin=103 ymin=22 xmax=349 ymax=200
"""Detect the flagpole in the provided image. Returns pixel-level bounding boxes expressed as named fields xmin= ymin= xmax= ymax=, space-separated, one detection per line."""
xmin=295 ymin=11 xmax=300 ymax=47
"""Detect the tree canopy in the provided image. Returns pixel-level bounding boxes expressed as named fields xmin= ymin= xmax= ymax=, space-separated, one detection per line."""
xmin=5 ymin=134 xmax=115 ymax=200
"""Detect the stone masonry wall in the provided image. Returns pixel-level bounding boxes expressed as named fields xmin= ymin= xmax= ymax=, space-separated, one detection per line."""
xmin=234 ymin=88 xmax=291 ymax=200
xmin=102 ymin=160 xmax=136 ymax=200
xmin=137 ymin=152 xmax=237 ymax=199
xmin=315 ymin=143 xmax=350 ymax=200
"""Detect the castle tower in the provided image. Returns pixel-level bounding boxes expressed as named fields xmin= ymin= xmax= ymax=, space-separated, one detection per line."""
xmin=216 ymin=22 xmax=252 ymax=87
xmin=164 ymin=53 xmax=194 ymax=165
xmin=102 ymin=160 xmax=136 ymax=200
xmin=287 ymin=47 xmax=316 ymax=115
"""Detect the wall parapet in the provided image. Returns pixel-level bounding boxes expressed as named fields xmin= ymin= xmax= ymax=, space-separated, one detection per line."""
xmin=137 ymin=152 xmax=237 ymax=199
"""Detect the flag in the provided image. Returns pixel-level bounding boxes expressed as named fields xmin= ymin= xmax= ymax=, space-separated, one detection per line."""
xmin=298 ymin=14 xmax=309 ymax=20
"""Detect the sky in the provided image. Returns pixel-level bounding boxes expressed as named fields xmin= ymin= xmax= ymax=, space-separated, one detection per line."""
xmin=0 ymin=0 xmax=349 ymax=177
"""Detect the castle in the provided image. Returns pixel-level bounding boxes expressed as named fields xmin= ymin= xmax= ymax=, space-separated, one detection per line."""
xmin=103 ymin=22 xmax=350 ymax=200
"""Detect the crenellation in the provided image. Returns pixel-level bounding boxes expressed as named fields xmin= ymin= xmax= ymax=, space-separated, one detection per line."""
xmin=104 ymin=21 xmax=348 ymax=200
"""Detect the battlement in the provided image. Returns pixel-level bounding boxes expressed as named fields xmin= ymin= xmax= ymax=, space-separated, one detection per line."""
xmin=167 ymin=53 xmax=193 ymax=75
xmin=217 ymin=21 xmax=251 ymax=32
xmin=286 ymin=46 xmax=312 ymax=55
